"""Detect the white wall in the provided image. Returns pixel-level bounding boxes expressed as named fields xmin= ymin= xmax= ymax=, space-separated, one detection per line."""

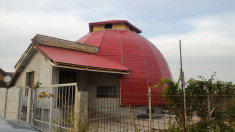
xmin=15 ymin=51 xmax=53 ymax=86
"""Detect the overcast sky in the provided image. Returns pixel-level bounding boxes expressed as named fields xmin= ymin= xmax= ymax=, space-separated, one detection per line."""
xmin=0 ymin=0 xmax=234 ymax=83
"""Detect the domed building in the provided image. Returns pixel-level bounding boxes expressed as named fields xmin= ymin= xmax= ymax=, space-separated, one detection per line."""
xmin=10 ymin=20 xmax=172 ymax=106
xmin=77 ymin=20 xmax=172 ymax=105
xmin=4 ymin=20 xmax=174 ymax=131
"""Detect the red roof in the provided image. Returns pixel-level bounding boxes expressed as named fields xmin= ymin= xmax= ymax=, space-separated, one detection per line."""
xmin=77 ymin=30 xmax=172 ymax=105
xmin=36 ymin=45 xmax=128 ymax=72
xmin=89 ymin=20 xmax=142 ymax=33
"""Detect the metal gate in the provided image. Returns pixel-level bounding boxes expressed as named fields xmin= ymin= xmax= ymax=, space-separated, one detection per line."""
xmin=18 ymin=86 xmax=29 ymax=121
xmin=18 ymin=83 xmax=77 ymax=132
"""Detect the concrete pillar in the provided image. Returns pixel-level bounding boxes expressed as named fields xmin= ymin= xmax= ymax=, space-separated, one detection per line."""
xmin=26 ymin=88 xmax=32 ymax=123
xmin=74 ymin=87 xmax=88 ymax=131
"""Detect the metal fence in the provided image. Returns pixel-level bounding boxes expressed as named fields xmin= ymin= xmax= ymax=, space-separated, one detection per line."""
xmin=19 ymin=83 xmax=77 ymax=132
xmin=18 ymin=85 xmax=235 ymax=132
xmin=18 ymin=86 xmax=28 ymax=122
xmin=88 ymin=92 xmax=173 ymax=132
xmin=88 ymin=92 xmax=235 ymax=132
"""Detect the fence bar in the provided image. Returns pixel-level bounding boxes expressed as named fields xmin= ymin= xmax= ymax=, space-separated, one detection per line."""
xmin=179 ymin=40 xmax=187 ymax=131
xmin=18 ymin=87 xmax=23 ymax=119
xmin=207 ymin=93 xmax=210 ymax=121
xmin=26 ymin=88 xmax=32 ymax=123
xmin=148 ymin=84 xmax=152 ymax=132
xmin=48 ymin=88 xmax=54 ymax=132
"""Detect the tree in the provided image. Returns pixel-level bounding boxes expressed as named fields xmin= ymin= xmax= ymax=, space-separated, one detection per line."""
xmin=156 ymin=74 xmax=235 ymax=131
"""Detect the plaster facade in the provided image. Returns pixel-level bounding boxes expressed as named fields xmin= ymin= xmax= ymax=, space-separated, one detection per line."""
xmin=92 ymin=23 xmax=138 ymax=33
xmin=15 ymin=51 xmax=53 ymax=86
xmin=93 ymin=24 xmax=104 ymax=32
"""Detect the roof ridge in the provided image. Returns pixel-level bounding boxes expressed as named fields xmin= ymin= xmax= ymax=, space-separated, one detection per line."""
xmin=0 ymin=68 xmax=7 ymax=75
xmin=34 ymin=34 xmax=98 ymax=53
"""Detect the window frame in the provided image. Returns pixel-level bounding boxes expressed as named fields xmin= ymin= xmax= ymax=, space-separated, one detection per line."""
xmin=25 ymin=71 xmax=34 ymax=96
xmin=96 ymin=85 xmax=118 ymax=98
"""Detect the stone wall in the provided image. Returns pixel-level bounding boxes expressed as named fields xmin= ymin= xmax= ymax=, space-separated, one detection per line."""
xmin=0 ymin=87 xmax=20 ymax=119
xmin=5 ymin=87 xmax=20 ymax=119
xmin=0 ymin=88 xmax=6 ymax=118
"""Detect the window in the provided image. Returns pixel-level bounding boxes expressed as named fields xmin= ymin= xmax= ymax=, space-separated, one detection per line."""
xmin=25 ymin=71 xmax=34 ymax=96
xmin=97 ymin=85 xmax=118 ymax=98
xmin=129 ymin=26 xmax=134 ymax=32
xmin=105 ymin=24 xmax=112 ymax=29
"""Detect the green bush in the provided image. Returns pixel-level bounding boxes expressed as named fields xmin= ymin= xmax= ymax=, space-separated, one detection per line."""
xmin=156 ymin=73 xmax=235 ymax=131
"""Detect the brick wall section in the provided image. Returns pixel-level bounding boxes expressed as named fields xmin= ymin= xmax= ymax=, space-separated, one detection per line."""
xmin=0 ymin=88 xmax=6 ymax=117
xmin=0 ymin=73 xmax=4 ymax=80
xmin=5 ymin=87 xmax=20 ymax=119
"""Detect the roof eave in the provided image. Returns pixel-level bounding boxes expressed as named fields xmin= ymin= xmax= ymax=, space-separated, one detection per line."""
xmin=36 ymin=46 xmax=129 ymax=74
xmin=0 ymin=68 xmax=7 ymax=76
xmin=54 ymin=62 xmax=129 ymax=75
xmin=34 ymin=34 xmax=98 ymax=53
xmin=9 ymin=44 xmax=36 ymax=87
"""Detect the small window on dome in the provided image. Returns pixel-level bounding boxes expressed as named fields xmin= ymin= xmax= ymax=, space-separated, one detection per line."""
xmin=105 ymin=24 xmax=112 ymax=29
xmin=129 ymin=26 xmax=134 ymax=32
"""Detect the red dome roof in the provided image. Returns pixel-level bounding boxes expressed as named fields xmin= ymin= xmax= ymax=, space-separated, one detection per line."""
xmin=77 ymin=30 xmax=172 ymax=105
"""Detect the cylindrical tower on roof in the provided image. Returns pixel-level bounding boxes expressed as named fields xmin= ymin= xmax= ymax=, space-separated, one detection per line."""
xmin=77 ymin=20 xmax=172 ymax=105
